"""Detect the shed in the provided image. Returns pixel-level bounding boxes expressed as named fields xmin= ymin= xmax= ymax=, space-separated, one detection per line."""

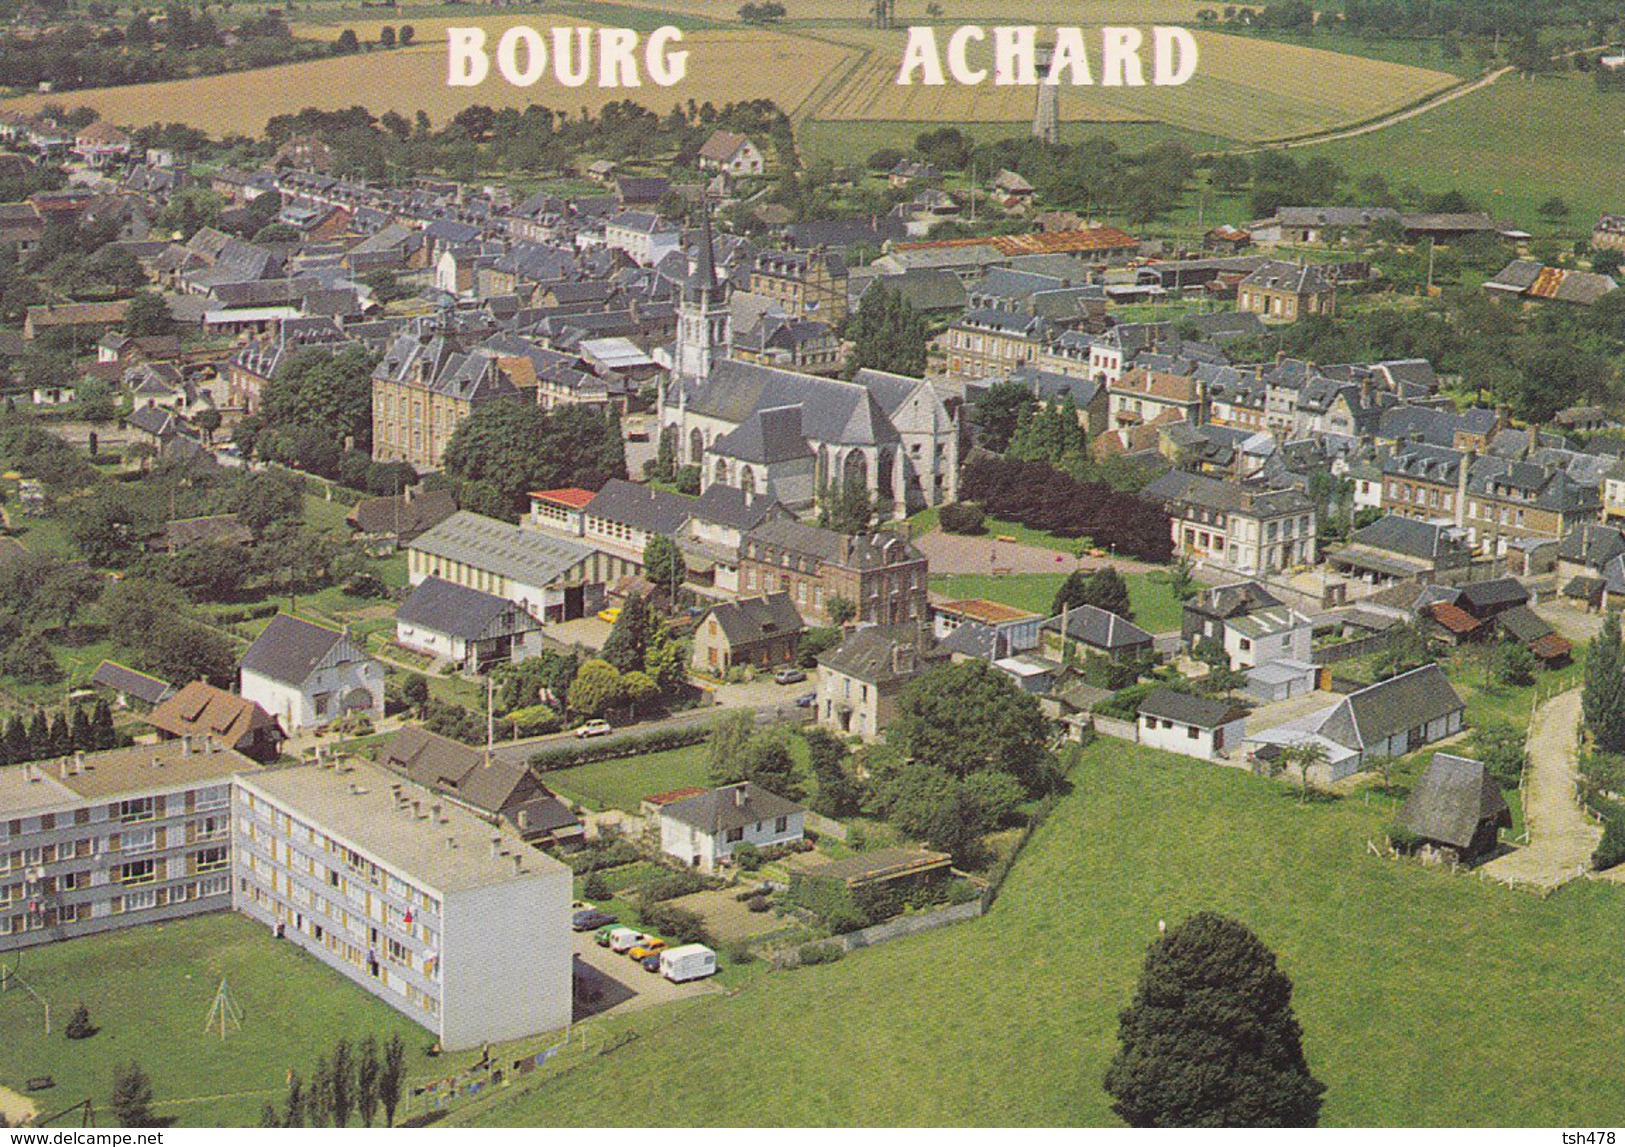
xmin=1395 ymin=753 xmax=1511 ymax=862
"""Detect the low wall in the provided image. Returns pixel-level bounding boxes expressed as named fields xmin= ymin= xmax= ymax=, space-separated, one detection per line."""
xmin=837 ymin=896 xmax=985 ymax=952
xmin=1092 ymin=714 xmax=1140 ymax=742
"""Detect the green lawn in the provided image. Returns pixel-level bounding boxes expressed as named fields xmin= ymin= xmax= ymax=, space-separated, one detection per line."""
xmin=1298 ymin=71 xmax=1619 ymax=240
xmin=464 ymin=738 xmax=1625 ymax=1127
xmin=931 ymin=571 xmax=1185 ymax=633
xmin=0 ymin=913 xmax=448 ymax=1127
xmin=544 ymin=743 xmax=714 ymax=813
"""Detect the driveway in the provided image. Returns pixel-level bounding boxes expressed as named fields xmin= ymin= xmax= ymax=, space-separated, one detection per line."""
xmin=570 ymin=930 xmax=721 ymax=1021
xmin=1480 ymin=689 xmax=1600 ymax=893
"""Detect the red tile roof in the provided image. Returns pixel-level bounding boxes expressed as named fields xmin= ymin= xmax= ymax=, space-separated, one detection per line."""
xmin=645 ymin=786 xmax=708 ymax=807
xmin=1429 ymin=601 xmax=1484 ymax=635
xmin=1530 ymin=633 xmax=1573 ymax=662
xmin=529 ymin=487 xmax=595 ymax=510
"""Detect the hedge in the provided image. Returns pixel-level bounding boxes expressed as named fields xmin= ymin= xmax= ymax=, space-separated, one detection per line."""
xmin=959 ymin=456 xmax=1172 ymax=562
xmin=530 ymin=722 xmax=710 ymax=771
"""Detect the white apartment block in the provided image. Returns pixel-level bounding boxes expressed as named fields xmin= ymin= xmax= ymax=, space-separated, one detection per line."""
xmin=232 ymin=760 xmax=572 ymax=1050
xmin=0 ymin=739 xmax=253 ymax=952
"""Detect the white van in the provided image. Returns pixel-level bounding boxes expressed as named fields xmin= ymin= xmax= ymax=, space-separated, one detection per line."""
xmin=660 ymin=944 xmax=717 ymax=983
xmin=607 ymin=927 xmax=644 ymax=953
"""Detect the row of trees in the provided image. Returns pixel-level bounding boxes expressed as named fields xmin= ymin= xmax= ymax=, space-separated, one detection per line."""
xmin=261 ymin=1033 xmax=408 ymax=1128
xmin=0 ymin=700 xmax=119 ymax=766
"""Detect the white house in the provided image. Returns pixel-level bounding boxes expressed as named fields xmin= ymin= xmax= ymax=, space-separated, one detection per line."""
xmin=393 ymin=576 xmax=545 ymax=674
xmin=1136 ymin=687 xmax=1248 ymax=763
xmin=698 ymin=130 xmax=765 ymax=176
xmin=1220 ymin=604 xmax=1313 ymax=670
xmin=238 ymin=614 xmax=385 ymax=732
xmin=658 ymin=782 xmax=805 ymax=872
xmin=603 ymin=211 xmax=682 ymax=268
xmin=408 ymin=510 xmax=607 ymax=623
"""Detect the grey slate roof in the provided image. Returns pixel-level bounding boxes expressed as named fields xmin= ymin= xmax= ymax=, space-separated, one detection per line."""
xmin=1556 ymin=522 xmax=1625 ymax=568
xmin=395 ymin=576 xmax=535 ymax=641
xmin=691 ymin=484 xmax=781 ymax=532
xmin=705 ymin=593 xmax=804 ymax=647
xmin=683 ymin=359 xmax=900 ymax=447
xmin=1317 ymin=664 xmax=1464 ymax=751
xmin=89 ymin=660 xmax=173 ymax=705
xmin=1187 ymin=581 xmax=1283 ymax=621
xmin=710 ymin=405 xmax=814 ymax=464
xmin=661 ymin=782 xmax=804 ymax=835
xmin=744 ymin=519 xmax=921 ymax=571
xmin=410 ymin=511 xmax=593 ymax=587
xmin=1040 ymin=604 xmax=1153 ymax=651
xmin=240 ymin=614 xmax=365 ymax=686
xmin=1396 ymin=753 xmax=1510 ymax=850
xmin=583 ymin=479 xmax=694 ymax=536
xmin=817 ymin=625 xmax=948 ymax=685
xmin=1457 ymin=578 xmax=1529 ymax=613
xmin=1349 ymin=515 xmax=1469 ymax=562
xmin=1138 ymin=686 xmax=1245 ymax=728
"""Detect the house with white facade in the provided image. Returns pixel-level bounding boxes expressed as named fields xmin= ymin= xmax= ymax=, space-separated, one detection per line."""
xmin=408 ymin=510 xmax=606 ymax=623
xmin=603 ymin=211 xmax=681 ymax=268
xmin=658 ymin=782 xmax=805 ymax=872
xmin=1136 ymin=688 xmax=1248 ymax=763
xmin=1142 ymin=470 xmax=1318 ymax=576
xmin=698 ymin=131 xmax=765 ymax=176
xmin=238 ymin=614 xmax=384 ymax=732
xmin=393 ymin=577 xmax=546 ymax=673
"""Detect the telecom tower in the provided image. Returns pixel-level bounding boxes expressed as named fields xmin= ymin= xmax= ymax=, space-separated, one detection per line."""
xmin=1032 ymin=43 xmax=1059 ymax=145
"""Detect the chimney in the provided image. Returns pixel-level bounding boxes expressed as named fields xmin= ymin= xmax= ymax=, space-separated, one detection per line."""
xmin=59 ymin=759 xmax=67 ymax=779
xmin=181 ymin=734 xmax=192 ymax=757
xmin=412 ymin=799 xmax=423 ymax=819
xmin=518 ymin=809 xmax=529 ymax=830
xmin=73 ymin=750 xmax=84 ymax=773
xmin=512 ymin=854 xmax=523 ymax=874
xmin=489 ymin=836 xmax=502 ymax=859
xmin=1524 ymin=424 xmax=1538 ymax=461
xmin=734 ymin=786 xmax=746 ymax=809
xmin=1454 ymin=448 xmax=1473 ymax=529
xmin=151 ymin=754 xmax=161 ymax=769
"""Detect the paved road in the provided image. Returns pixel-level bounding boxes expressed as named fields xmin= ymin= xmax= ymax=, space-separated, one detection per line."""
xmin=1480 ymin=689 xmax=1600 ymax=893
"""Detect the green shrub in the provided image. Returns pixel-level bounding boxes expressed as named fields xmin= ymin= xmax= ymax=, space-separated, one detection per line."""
xmin=733 ymin=842 xmax=762 ymax=871
xmin=581 ymin=870 xmax=610 ymax=901
xmin=530 ymin=724 xmax=709 ymax=771
xmin=797 ymin=941 xmax=844 ymax=966
xmin=1593 ymin=803 xmax=1625 ymax=871
xmin=636 ymin=869 xmax=706 ymax=903
xmin=563 ymin=838 xmax=641 ymax=874
xmin=938 ymin=501 xmax=986 ymax=535
xmin=507 ymin=704 xmax=561 ymax=736
xmin=726 ymin=941 xmax=756 ymax=965
xmin=1387 ymin=823 xmax=1425 ymax=854
xmin=64 ymin=1001 xmax=95 ymax=1040
xmin=640 ymin=902 xmax=710 ymax=945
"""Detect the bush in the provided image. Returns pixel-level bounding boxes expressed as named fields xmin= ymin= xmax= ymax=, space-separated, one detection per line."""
xmin=507 ymin=704 xmax=561 ymax=736
xmin=937 ymin=501 xmax=987 ymax=535
xmin=797 ymin=941 xmax=844 ymax=966
xmin=343 ymin=572 xmax=388 ymax=599
xmin=726 ymin=941 xmax=756 ymax=965
xmin=1387 ymin=823 xmax=1425 ymax=854
xmin=959 ymin=456 xmax=1173 ymax=561
xmin=640 ymin=901 xmax=710 ymax=945
xmin=636 ymin=869 xmax=706 ymax=903
xmin=582 ymin=870 xmax=610 ymax=901
xmin=732 ymin=842 xmax=762 ymax=871
xmin=563 ymin=838 xmax=641 ymax=874
xmin=64 ymin=1001 xmax=96 ymax=1040
xmin=1593 ymin=803 xmax=1625 ymax=871
xmin=746 ymin=894 xmax=769 ymax=912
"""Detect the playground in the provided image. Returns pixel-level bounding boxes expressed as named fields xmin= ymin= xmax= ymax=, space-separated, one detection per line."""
xmin=0 ymin=914 xmax=436 ymax=1127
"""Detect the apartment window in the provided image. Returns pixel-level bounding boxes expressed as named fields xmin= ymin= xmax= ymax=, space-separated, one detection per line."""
xmin=119 ymin=798 xmax=155 ymax=824
xmin=123 ymin=888 xmax=157 ymax=911
xmin=122 ymin=827 xmax=156 ymax=854
xmin=386 ymin=937 xmax=411 ymax=967
xmin=196 ymin=846 xmax=227 ymax=873
xmin=117 ymin=859 xmax=156 ymax=886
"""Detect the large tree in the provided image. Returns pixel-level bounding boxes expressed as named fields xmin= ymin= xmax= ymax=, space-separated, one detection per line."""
xmin=1104 ymin=912 xmax=1325 ymax=1127
xmin=600 ymin=593 xmax=653 ymax=674
xmin=643 ymin=534 xmax=686 ymax=597
xmin=441 ymin=401 xmax=625 ymax=517
xmin=888 ymin=659 xmax=1051 ymax=792
xmin=1586 ymin=610 xmax=1625 ymax=753
xmin=110 ymin=1061 xmax=156 ymax=1127
xmin=259 ymin=346 xmax=379 ymax=455
xmin=843 ymin=283 xmax=930 ymax=378
xmin=1052 ymin=565 xmax=1134 ymax=621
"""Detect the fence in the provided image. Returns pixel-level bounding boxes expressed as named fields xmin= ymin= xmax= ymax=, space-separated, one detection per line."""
xmin=765 ymin=897 xmax=987 ymax=967
xmin=1311 ymin=629 xmax=1400 ymax=666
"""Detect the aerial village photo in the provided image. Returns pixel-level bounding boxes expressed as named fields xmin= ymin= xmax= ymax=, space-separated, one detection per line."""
xmin=0 ymin=0 xmax=1620 ymax=1133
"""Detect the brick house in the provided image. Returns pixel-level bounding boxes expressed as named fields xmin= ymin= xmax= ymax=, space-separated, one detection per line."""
xmin=690 ymin=593 xmax=805 ymax=674
xmin=739 ymin=521 xmax=928 ymax=626
xmin=1237 ymin=261 xmax=1335 ymax=323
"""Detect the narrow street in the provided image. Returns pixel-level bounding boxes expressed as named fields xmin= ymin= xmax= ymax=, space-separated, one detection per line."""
xmin=1480 ymin=689 xmax=1600 ymax=893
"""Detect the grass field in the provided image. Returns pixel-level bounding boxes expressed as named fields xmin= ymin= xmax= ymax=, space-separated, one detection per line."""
xmin=462 ymin=737 xmax=1625 ymax=1126
xmin=930 ymin=570 xmax=1184 ymax=632
xmin=3 ymin=26 xmax=853 ymax=136
xmin=808 ymin=27 xmax=1455 ymax=144
xmin=1296 ymin=71 xmax=1620 ymax=238
xmin=543 ymin=742 xmax=712 ymax=812
xmin=0 ymin=913 xmax=447 ymax=1127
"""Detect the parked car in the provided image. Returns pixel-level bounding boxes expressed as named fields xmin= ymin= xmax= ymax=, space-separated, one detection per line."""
xmin=608 ymin=928 xmax=647 ymax=953
xmin=594 ymin=924 xmax=619 ymax=947
xmin=576 ymin=719 xmax=613 ymax=738
xmin=597 ymin=606 xmax=621 ymax=624
xmin=774 ymin=667 xmax=807 ymax=685
xmin=573 ymin=909 xmax=617 ymax=932
xmin=628 ymin=938 xmax=667 ymax=960
xmin=660 ymin=944 xmax=718 ymax=983
xmin=794 ymin=691 xmax=816 ymax=708
xmin=639 ymin=952 xmax=663 ymax=973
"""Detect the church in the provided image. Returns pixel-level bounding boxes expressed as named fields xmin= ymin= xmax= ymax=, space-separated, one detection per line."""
xmin=658 ymin=215 xmax=960 ymax=519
